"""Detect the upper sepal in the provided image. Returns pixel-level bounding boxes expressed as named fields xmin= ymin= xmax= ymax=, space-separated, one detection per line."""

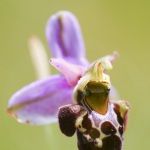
xmin=46 ymin=11 xmax=88 ymax=66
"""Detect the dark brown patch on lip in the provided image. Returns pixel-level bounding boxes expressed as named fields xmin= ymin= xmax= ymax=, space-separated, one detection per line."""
xmin=82 ymin=114 xmax=92 ymax=129
xmin=88 ymin=128 xmax=100 ymax=139
xmin=58 ymin=104 xmax=86 ymax=137
xmin=82 ymin=114 xmax=100 ymax=139
xmin=102 ymin=135 xmax=122 ymax=150
xmin=101 ymin=121 xmax=117 ymax=135
xmin=77 ymin=131 xmax=122 ymax=150
xmin=77 ymin=131 xmax=100 ymax=150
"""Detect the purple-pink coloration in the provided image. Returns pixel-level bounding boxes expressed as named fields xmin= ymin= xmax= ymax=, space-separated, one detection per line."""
xmin=8 ymin=75 xmax=73 ymax=124
xmin=50 ymin=58 xmax=86 ymax=86
xmin=46 ymin=11 xmax=88 ymax=66
xmin=7 ymin=11 xmax=118 ymax=125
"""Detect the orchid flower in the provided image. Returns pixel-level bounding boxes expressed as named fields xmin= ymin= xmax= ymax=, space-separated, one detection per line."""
xmin=8 ymin=11 xmax=128 ymax=150
xmin=58 ymin=58 xmax=129 ymax=150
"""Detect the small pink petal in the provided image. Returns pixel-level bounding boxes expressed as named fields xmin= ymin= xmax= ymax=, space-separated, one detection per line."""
xmin=50 ymin=58 xmax=86 ymax=86
xmin=104 ymin=51 xmax=119 ymax=64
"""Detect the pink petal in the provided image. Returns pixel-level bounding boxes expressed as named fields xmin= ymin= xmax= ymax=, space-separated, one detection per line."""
xmin=46 ymin=11 xmax=88 ymax=66
xmin=104 ymin=51 xmax=119 ymax=64
xmin=7 ymin=75 xmax=73 ymax=125
xmin=50 ymin=58 xmax=86 ymax=86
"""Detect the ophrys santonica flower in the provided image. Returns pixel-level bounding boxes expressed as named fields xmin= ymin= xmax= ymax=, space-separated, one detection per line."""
xmin=58 ymin=58 xmax=129 ymax=150
xmin=7 ymin=11 xmax=129 ymax=150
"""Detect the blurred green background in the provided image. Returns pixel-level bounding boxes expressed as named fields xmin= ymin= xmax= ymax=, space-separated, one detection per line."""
xmin=1 ymin=0 xmax=150 ymax=150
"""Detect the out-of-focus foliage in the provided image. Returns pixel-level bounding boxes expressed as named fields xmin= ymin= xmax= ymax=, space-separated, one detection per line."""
xmin=0 ymin=0 xmax=150 ymax=150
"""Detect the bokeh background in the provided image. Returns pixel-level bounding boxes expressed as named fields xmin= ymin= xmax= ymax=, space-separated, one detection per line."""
xmin=1 ymin=0 xmax=150 ymax=150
